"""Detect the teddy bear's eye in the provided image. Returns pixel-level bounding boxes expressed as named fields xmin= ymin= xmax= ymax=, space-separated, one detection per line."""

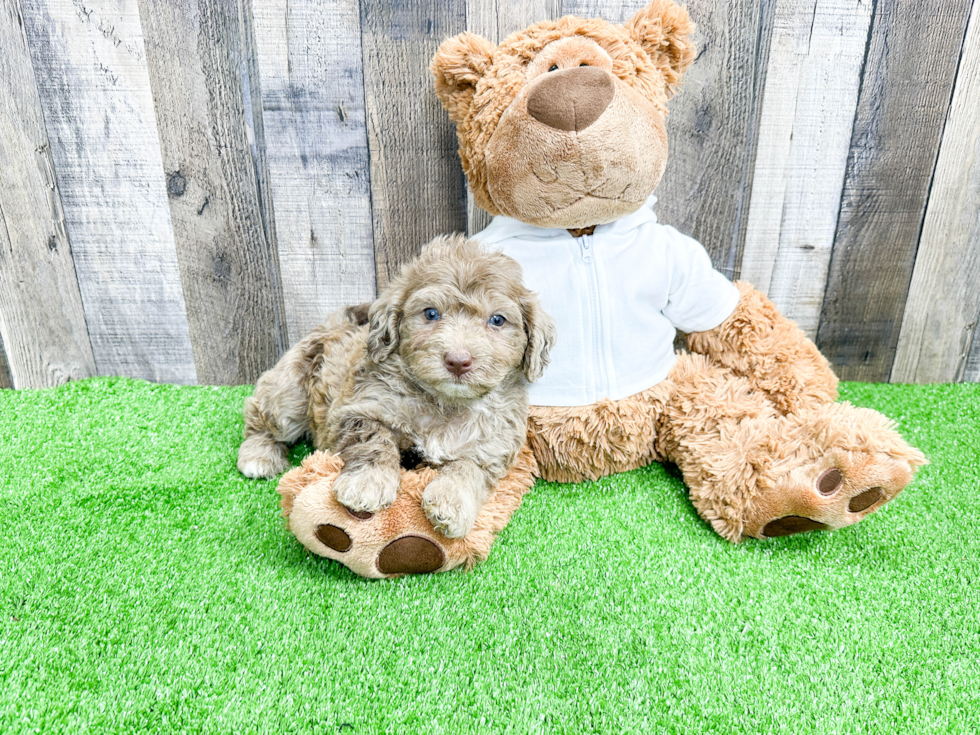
xmin=580 ymin=63 xmax=589 ymax=67
xmin=548 ymin=64 xmax=559 ymax=72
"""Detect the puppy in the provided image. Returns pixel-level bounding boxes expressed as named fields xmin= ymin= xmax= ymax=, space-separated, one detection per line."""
xmin=238 ymin=235 xmax=556 ymax=538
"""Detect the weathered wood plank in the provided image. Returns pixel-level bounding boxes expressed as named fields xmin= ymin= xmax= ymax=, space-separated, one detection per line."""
xmin=252 ymin=0 xmax=377 ymax=345
xmin=966 ymin=317 xmax=980 ymax=382
xmin=138 ymin=0 xmax=288 ymax=385
xmin=0 ymin=335 xmax=12 ymax=389
xmin=892 ymin=4 xmax=980 ymax=384
xmin=20 ymin=0 xmax=196 ymax=384
xmin=238 ymin=0 xmax=281 ymax=310
xmin=464 ymin=0 xmax=561 ymax=236
xmin=360 ymin=0 xmax=468 ymax=288
xmin=559 ymin=0 xmax=640 ymax=21
xmin=739 ymin=0 xmax=873 ymax=339
xmin=0 ymin=0 xmax=96 ymax=389
xmin=816 ymin=0 xmax=973 ymax=382
xmin=644 ymin=0 xmax=775 ymax=276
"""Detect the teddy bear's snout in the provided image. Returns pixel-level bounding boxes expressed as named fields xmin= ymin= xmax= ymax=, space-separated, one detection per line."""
xmin=526 ymin=66 xmax=615 ymax=132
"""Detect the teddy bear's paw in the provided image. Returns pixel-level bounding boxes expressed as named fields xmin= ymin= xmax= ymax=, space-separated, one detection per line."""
xmin=285 ymin=463 xmax=456 ymax=578
xmin=282 ymin=446 xmax=536 ymax=577
xmin=744 ymin=447 xmax=926 ymax=541
xmin=312 ymin=517 xmax=447 ymax=576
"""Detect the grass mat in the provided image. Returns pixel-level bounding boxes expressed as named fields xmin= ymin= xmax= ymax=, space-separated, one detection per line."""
xmin=1 ymin=377 xmax=978 ymax=733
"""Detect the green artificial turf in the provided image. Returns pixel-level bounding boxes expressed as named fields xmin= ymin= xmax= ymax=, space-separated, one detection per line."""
xmin=1 ymin=377 xmax=978 ymax=734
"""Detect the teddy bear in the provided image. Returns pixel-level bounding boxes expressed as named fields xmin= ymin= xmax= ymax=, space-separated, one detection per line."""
xmin=274 ymin=0 xmax=926 ymax=578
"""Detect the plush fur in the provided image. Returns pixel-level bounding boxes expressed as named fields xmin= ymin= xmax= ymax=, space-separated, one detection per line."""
xmin=278 ymin=445 xmax=538 ymax=579
xmin=272 ymin=0 xmax=926 ymax=577
xmin=431 ymin=0 xmax=695 ymax=228
xmin=241 ymin=235 xmax=554 ymax=540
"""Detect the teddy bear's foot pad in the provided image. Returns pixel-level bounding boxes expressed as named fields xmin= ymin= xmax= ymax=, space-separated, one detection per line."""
xmin=751 ymin=457 xmax=912 ymax=541
xmin=762 ymin=516 xmax=829 ymax=537
xmin=758 ymin=482 xmax=887 ymax=539
xmin=316 ymin=524 xmax=352 ymax=552
xmin=377 ymin=536 xmax=445 ymax=574
xmin=848 ymin=487 xmax=884 ymax=512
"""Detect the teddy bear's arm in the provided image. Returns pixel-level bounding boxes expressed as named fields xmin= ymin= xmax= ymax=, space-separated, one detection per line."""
xmin=685 ymin=282 xmax=839 ymax=415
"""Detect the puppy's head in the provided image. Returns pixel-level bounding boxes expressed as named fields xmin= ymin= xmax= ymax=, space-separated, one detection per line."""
xmin=367 ymin=235 xmax=556 ymax=402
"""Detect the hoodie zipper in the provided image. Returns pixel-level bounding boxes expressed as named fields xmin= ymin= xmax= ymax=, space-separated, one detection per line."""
xmin=578 ymin=233 xmax=608 ymax=395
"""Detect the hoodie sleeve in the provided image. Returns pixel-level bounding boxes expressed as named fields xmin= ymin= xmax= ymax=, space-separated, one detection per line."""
xmin=660 ymin=227 xmax=740 ymax=333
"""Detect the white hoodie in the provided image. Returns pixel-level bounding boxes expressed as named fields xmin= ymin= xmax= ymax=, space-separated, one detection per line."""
xmin=475 ymin=196 xmax=740 ymax=407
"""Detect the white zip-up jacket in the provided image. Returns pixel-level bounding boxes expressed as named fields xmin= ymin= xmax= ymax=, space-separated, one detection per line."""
xmin=475 ymin=197 xmax=740 ymax=407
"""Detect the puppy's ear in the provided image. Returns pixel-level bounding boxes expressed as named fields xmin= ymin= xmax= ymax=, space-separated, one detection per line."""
xmin=623 ymin=0 xmax=696 ymax=98
xmin=520 ymin=291 xmax=557 ymax=383
xmin=430 ymin=32 xmax=495 ymax=123
xmin=366 ymin=284 xmax=405 ymax=363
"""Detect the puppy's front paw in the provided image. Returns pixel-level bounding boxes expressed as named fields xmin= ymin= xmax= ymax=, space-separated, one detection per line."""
xmin=422 ymin=476 xmax=481 ymax=539
xmin=333 ymin=464 xmax=400 ymax=513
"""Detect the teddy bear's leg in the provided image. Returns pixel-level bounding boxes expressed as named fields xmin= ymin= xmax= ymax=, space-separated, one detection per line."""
xmin=686 ymin=282 xmax=839 ymax=415
xmin=527 ymin=386 xmax=673 ymax=483
xmin=661 ymin=353 xmax=927 ymax=542
xmin=277 ymin=447 xmax=538 ymax=578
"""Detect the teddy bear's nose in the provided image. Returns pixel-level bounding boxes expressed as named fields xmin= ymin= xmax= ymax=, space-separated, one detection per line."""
xmin=526 ymin=66 xmax=615 ymax=132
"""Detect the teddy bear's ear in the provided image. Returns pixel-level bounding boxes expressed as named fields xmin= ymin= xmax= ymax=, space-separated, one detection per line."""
xmin=624 ymin=0 xmax=697 ymax=97
xmin=430 ymin=32 xmax=496 ymax=123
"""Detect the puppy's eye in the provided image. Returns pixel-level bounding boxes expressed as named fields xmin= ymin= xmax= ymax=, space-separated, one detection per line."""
xmin=488 ymin=314 xmax=506 ymax=327
xmin=548 ymin=64 xmax=558 ymax=72
xmin=423 ymin=308 xmax=440 ymax=321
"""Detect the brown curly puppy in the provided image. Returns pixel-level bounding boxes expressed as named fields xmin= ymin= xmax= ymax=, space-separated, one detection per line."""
xmin=237 ymin=235 xmax=556 ymax=539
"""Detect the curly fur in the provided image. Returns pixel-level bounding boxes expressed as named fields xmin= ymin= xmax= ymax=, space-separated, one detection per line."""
xmin=239 ymin=235 xmax=556 ymax=539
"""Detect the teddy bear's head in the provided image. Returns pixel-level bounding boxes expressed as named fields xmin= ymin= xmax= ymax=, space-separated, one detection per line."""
xmin=431 ymin=0 xmax=695 ymax=230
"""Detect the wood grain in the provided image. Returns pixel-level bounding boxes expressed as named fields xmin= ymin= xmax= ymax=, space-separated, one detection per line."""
xmin=892 ymin=4 xmax=980 ymax=384
xmin=815 ymin=0 xmax=973 ymax=382
xmin=0 ymin=337 xmax=10 ymax=389
xmin=739 ymin=0 xmax=873 ymax=339
xmin=19 ymin=0 xmax=196 ymax=384
xmin=360 ymin=0 xmax=468 ymax=288
xmin=238 ymin=0 xmax=280 ymax=294
xmin=138 ymin=0 xmax=288 ymax=384
xmin=252 ymin=0 xmax=377 ymax=344
xmin=0 ymin=0 xmax=96 ymax=389
xmin=464 ymin=0 xmax=561 ymax=236
xmin=560 ymin=0 xmax=642 ymax=22
xmin=644 ymin=0 xmax=775 ymax=276
xmin=966 ymin=318 xmax=980 ymax=382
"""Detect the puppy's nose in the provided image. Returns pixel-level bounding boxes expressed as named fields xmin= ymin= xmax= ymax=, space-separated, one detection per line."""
xmin=526 ymin=66 xmax=615 ymax=132
xmin=444 ymin=351 xmax=473 ymax=377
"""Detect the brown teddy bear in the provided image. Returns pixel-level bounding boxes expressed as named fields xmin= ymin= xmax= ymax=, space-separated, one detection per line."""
xmin=275 ymin=0 xmax=926 ymax=577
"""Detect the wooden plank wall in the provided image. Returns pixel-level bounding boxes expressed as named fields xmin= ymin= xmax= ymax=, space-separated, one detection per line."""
xmin=0 ymin=0 xmax=96 ymax=387
xmin=138 ymin=0 xmax=288 ymax=384
xmin=892 ymin=4 xmax=980 ymax=383
xmin=0 ymin=0 xmax=978 ymax=390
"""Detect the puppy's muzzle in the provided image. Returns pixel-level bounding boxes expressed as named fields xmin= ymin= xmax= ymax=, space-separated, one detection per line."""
xmin=526 ymin=66 xmax=615 ymax=132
